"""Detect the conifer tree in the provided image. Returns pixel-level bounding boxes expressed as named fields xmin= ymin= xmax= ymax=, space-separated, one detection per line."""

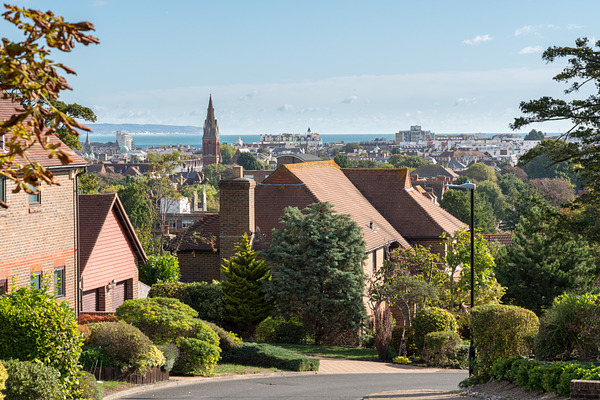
xmin=263 ymin=202 xmax=367 ymax=345
xmin=221 ymin=234 xmax=273 ymax=333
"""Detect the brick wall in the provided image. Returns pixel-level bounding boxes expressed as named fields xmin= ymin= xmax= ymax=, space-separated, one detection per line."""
xmin=219 ymin=172 xmax=256 ymax=266
xmin=0 ymin=171 xmax=78 ymax=308
xmin=571 ymin=380 xmax=600 ymax=399
xmin=178 ymin=251 xmax=221 ymax=282
xmin=411 ymin=238 xmax=447 ymax=257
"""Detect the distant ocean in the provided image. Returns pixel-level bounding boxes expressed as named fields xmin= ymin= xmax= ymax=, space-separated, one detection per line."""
xmin=81 ymin=132 xmax=520 ymax=148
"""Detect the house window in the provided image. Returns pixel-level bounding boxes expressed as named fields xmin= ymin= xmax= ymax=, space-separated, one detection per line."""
xmin=168 ymin=220 xmax=177 ymax=229
xmin=0 ymin=177 xmax=5 ymax=205
xmin=28 ymin=184 xmax=40 ymax=205
xmin=31 ymin=272 xmax=42 ymax=290
xmin=182 ymin=220 xmax=193 ymax=229
xmin=54 ymin=267 xmax=65 ymax=298
xmin=0 ymin=279 xmax=7 ymax=296
xmin=372 ymin=250 xmax=377 ymax=274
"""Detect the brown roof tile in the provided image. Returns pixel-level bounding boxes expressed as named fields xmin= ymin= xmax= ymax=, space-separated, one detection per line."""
xmin=0 ymin=97 xmax=87 ymax=168
xmin=261 ymin=161 xmax=410 ymax=251
xmin=171 ymin=213 xmax=220 ymax=252
xmin=79 ymin=193 xmax=147 ymax=268
xmin=483 ymin=234 xmax=513 ymax=247
xmin=343 ymin=168 xmax=467 ymax=239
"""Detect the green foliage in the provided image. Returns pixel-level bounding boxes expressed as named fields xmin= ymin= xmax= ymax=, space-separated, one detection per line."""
xmin=222 ymin=234 xmax=274 ymax=331
xmin=442 ymin=229 xmax=505 ymax=309
xmin=471 ymin=304 xmax=539 ymax=371
xmin=412 ymin=307 xmax=458 ymax=351
xmin=78 ymin=371 xmax=102 ymax=400
xmin=263 ymin=202 xmax=367 ymax=345
xmin=157 ymin=343 xmax=179 ymax=372
xmin=389 ymin=154 xmax=431 ymax=168
xmin=173 ymin=321 xmax=220 ymax=376
xmin=85 ymin=321 xmax=164 ymax=372
xmin=0 ymin=288 xmax=83 ymax=398
xmin=79 ymin=346 xmax=111 ymax=369
xmin=204 ymin=321 xmax=243 ymax=352
xmin=115 ymin=297 xmax=198 ymax=344
xmin=78 ymin=172 xmax=100 ymax=194
xmin=0 ymin=361 xmax=6 ymax=400
xmin=465 ymin=163 xmax=497 ymax=183
xmin=117 ymin=181 xmax=153 ymax=231
xmin=440 ymin=189 xmax=498 ymax=233
xmin=236 ymin=151 xmax=264 ymax=170
xmin=496 ymin=198 xmax=598 ymax=315
xmin=358 ymin=334 xmax=375 ymax=349
xmin=149 ymin=281 xmax=225 ymax=324
xmin=524 ymin=129 xmax=545 ymax=141
xmin=223 ymin=343 xmax=320 ymax=371
xmin=255 ymin=317 xmax=307 ymax=344
xmin=3 ymin=359 xmax=63 ymax=400
xmin=423 ymin=331 xmax=461 ymax=367
xmin=343 ymin=142 xmax=363 ymax=153
xmin=334 ymin=154 xmax=353 ymax=168
xmin=139 ymin=254 xmax=180 ymax=286
xmin=392 ymin=356 xmax=411 ymax=364
xmin=202 ymin=163 xmax=229 ymax=187
xmin=535 ymin=293 xmax=600 ymax=360
xmin=220 ymin=143 xmax=236 ymax=164
xmin=51 ymin=99 xmax=97 ymax=150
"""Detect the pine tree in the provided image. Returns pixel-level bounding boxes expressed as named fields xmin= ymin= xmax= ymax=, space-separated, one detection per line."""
xmin=221 ymin=234 xmax=273 ymax=333
xmin=263 ymin=202 xmax=367 ymax=345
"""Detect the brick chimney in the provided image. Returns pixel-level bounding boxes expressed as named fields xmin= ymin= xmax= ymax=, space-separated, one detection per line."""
xmin=219 ymin=166 xmax=256 ymax=266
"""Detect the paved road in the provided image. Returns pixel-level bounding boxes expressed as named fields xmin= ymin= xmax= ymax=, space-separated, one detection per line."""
xmin=115 ymin=370 xmax=467 ymax=399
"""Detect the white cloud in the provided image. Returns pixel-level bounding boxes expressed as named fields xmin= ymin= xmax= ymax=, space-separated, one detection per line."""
xmin=462 ymin=34 xmax=493 ymax=45
xmin=519 ymin=46 xmax=543 ymax=55
xmin=454 ymin=97 xmax=478 ymax=106
xmin=566 ymin=24 xmax=583 ymax=30
xmin=277 ymin=104 xmax=294 ymax=112
xmin=239 ymin=90 xmax=258 ymax=101
xmin=341 ymin=95 xmax=358 ymax=104
xmin=92 ymin=1 xmax=107 ymax=6
xmin=514 ymin=25 xmax=533 ymax=36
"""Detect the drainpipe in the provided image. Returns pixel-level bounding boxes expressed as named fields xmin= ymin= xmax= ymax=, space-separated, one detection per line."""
xmin=75 ymin=167 xmax=87 ymax=317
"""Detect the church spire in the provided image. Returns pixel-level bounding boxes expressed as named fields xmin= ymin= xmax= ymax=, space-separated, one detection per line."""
xmin=202 ymin=94 xmax=220 ymax=165
xmin=203 ymin=94 xmax=219 ymax=140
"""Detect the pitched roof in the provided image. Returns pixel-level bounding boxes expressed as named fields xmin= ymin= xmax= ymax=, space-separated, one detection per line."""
xmin=79 ymin=193 xmax=148 ymax=268
xmin=342 ymin=168 xmax=466 ymax=239
xmin=0 ymin=97 xmax=87 ymax=168
xmin=260 ymin=161 xmax=410 ymax=251
xmin=483 ymin=233 xmax=513 ymax=247
xmin=412 ymin=164 xmax=459 ymax=179
xmin=170 ymin=213 xmax=220 ymax=252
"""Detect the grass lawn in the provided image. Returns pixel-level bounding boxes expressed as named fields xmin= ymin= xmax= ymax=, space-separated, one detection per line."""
xmin=215 ymin=363 xmax=278 ymax=375
xmin=276 ymin=344 xmax=378 ymax=361
xmin=98 ymin=380 xmax=134 ymax=396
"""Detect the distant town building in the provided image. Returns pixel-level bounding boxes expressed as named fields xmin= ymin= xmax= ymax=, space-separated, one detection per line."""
xmin=259 ymin=128 xmax=323 ymax=151
xmin=202 ymin=95 xmax=220 ymax=165
xmin=116 ymin=131 xmax=134 ymax=150
xmin=395 ymin=125 xmax=435 ymax=142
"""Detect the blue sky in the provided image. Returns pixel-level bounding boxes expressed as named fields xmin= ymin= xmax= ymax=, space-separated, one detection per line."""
xmin=3 ymin=0 xmax=599 ymax=134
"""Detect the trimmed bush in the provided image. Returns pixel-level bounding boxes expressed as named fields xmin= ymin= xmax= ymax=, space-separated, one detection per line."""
xmin=3 ymin=359 xmax=63 ymax=400
xmin=0 ymin=361 xmax=6 ymax=400
xmin=223 ymin=343 xmax=320 ymax=371
xmin=255 ymin=317 xmax=307 ymax=344
xmin=115 ymin=297 xmax=198 ymax=344
xmin=471 ymin=304 xmax=539 ymax=370
xmin=535 ymin=293 xmax=600 ymax=360
xmin=139 ymin=253 xmax=180 ymax=286
xmin=78 ymin=371 xmax=102 ymax=400
xmin=78 ymin=313 xmax=117 ymax=325
xmin=412 ymin=307 xmax=458 ymax=351
xmin=149 ymin=281 xmax=225 ymax=324
xmin=157 ymin=343 xmax=179 ymax=372
xmin=423 ymin=331 xmax=461 ymax=367
xmin=85 ymin=321 xmax=164 ymax=372
xmin=0 ymin=288 xmax=83 ymax=398
xmin=172 ymin=320 xmax=221 ymax=376
xmin=205 ymin=321 xmax=243 ymax=352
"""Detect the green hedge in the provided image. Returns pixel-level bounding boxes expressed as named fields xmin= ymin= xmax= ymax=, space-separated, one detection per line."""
xmin=3 ymin=359 xmax=63 ymax=400
xmin=471 ymin=304 xmax=539 ymax=370
xmin=412 ymin=307 xmax=458 ymax=351
xmin=423 ymin=331 xmax=461 ymax=367
xmin=149 ymin=281 xmax=224 ymax=324
xmin=489 ymin=356 xmax=600 ymax=398
xmin=223 ymin=343 xmax=320 ymax=371
xmin=173 ymin=321 xmax=221 ymax=376
xmin=255 ymin=317 xmax=307 ymax=344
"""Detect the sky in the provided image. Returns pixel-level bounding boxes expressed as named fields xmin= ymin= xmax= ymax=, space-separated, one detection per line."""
xmin=2 ymin=0 xmax=599 ymax=134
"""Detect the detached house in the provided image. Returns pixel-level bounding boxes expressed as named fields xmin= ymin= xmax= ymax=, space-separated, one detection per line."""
xmin=175 ymin=160 xmax=466 ymax=286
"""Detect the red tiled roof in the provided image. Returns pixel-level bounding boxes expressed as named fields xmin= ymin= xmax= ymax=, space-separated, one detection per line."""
xmin=483 ymin=234 xmax=513 ymax=247
xmin=171 ymin=213 xmax=221 ymax=252
xmin=79 ymin=193 xmax=147 ymax=268
xmin=0 ymin=97 xmax=87 ymax=168
xmin=343 ymin=168 xmax=466 ymax=239
xmin=261 ymin=161 xmax=410 ymax=251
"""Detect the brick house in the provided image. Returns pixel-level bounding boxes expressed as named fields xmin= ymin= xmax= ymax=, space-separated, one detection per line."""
xmin=175 ymin=161 xmax=465 ymax=284
xmin=0 ymin=97 xmax=87 ymax=308
xmin=79 ymin=193 xmax=147 ymax=312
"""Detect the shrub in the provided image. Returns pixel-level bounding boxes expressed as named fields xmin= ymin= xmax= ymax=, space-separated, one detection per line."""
xmin=390 ymin=325 xmax=416 ymax=355
xmin=412 ymin=307 xmax=457 ymax=351
xmin=535 ymin=293 xmax=600 ymax=360
xmin=157 ymin=343 xmax=179 ymax=372
xmin=393 ymin=356 xmax=411 ymax=364
xmin=0 ymin=360 xmax=6 ymax=400
xmin=79 ymin=346 xmax=111 ymax=369
xmin=3 ymin=359 xmax=63 ymax=400
xmin=149 ymin=281 xmax=225 ymax=324
xmin=358 ymin=334 xmax=375 ymax=349
xmin=78 ymin=313 xmax=117 ymax=325
xmin=78 ymin=371 xmax=102 ymax=400
xmin=173 ymin=338 xmax=221 ymax=376
xmin=255 ymin=317 xmax=307 ymax=344
xmin=115 ymin=297 xmax=198 ymax=344
xmin=85 ymin=321 xmax=162 ymax=372
xmin=205 ymin=321 xmax=243 ymax=352
xmin=0 ymin=288 xmax=83 ymax=398
xmin=423 ymin=331 xmax=461 ymax=367
xmin=471 ymin=304 xmax=539 ymax=371
xmin=223 ymin=343 xmax=320 ymax=371
xmin=139 ymin=253 xmax=180 ymax=286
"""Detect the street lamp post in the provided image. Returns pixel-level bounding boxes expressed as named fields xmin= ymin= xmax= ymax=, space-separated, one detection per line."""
xmin=445 ymin=181 xmax=476 ymax=376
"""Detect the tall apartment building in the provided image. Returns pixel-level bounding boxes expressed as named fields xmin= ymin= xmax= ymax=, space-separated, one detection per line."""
xmin=116 ymin=131 xmax=134 ymax=150
xmin=395 ymin=125 xmax=435 ymax=142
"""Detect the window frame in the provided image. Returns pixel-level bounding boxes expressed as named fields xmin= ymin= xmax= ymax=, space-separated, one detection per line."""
xmin=31 ymin=272 xmax=42 ymax=290
xmin=28 ymin=184 xmax=41 ymax=206
xmin=0 ymin=177 xmax=5 ymax=206
xmin=0 ymin=279 xmax=7 ymax=296
xmin=54 ymin=267 xmax=65 ymax=298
